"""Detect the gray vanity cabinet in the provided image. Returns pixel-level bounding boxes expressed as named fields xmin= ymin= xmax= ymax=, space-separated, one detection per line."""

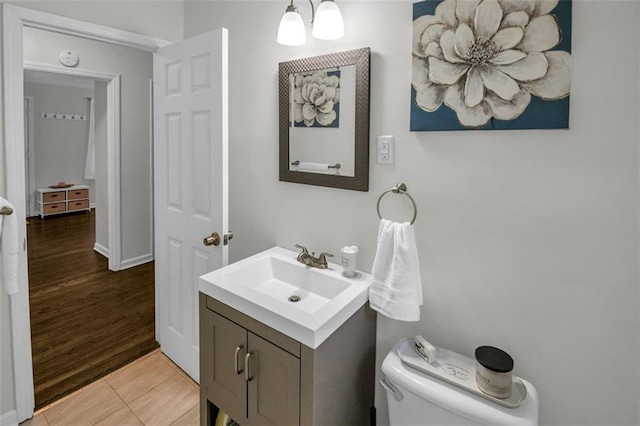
xmin=199 ymin=293 xmax=376 ymax=426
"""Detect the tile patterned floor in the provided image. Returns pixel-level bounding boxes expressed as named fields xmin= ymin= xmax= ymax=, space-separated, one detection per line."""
xmin=21 ymin=350 xmax=199 ymax=426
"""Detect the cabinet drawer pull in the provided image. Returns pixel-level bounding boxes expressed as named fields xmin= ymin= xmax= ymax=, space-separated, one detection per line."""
xmin=244 ymin=351 xmax=254 ymax=382
xmin=234 ymin=345 xmax=244 ymax=374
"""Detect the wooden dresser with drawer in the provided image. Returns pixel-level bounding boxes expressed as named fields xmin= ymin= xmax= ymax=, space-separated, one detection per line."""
xmin=36 ymin=185 xmax=91 ymax=218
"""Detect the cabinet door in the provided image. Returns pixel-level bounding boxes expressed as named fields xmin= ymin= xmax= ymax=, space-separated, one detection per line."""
xmin=247 ymin=332 xmax=300 ymax=426
xmin=201 ymin=310 xmax=247 ymax=423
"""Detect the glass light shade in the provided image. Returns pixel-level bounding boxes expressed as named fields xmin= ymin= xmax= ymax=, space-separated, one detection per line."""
xmin=277 ymin=9 xmax=307 ymax=46
xmin=312 ymin=0 xmax=344 ymax=40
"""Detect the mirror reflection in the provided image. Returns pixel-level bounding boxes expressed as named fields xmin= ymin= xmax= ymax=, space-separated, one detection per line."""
xmin=288 ymin=65 xmax=356 ymax=176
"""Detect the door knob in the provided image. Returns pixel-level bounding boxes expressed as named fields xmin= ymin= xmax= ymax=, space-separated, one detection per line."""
xmin=203 ymin=232 xmax=220 ymax=247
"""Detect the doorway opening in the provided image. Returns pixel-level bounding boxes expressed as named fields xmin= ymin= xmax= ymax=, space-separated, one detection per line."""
xmin=4 ymin=4 xmax=170 ymax=421
xmin=22 ymin=70 xmax=158 ymax=409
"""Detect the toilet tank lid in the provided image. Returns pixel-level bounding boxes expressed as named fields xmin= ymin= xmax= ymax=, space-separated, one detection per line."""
xmin=382 ymin=341 xmax=539 ymax=426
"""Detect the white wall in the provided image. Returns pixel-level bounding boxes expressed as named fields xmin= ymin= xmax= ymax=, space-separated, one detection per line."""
xmin=6 ymin=0 xmax=183 ymax=43
xmin=24 ymin=82 xmax=95 ymax=205
xmin=184 ymin=1 xmax=640 ymax=425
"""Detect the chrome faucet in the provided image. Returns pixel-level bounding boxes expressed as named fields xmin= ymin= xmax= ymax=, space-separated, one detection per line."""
xmin=295 ymin=244 xmax=333 ymax=269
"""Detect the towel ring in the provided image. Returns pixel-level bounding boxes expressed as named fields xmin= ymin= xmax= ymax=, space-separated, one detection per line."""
xmin=377 ymin=183 xmax=418 ymax=225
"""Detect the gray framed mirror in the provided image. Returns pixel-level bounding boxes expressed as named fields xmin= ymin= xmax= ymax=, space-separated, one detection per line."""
xmin=279 ymin=47 xmax=371 ymax=191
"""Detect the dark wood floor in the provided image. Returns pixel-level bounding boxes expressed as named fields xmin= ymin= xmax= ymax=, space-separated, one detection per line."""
xmin=28 ymin=210 xmax=158 ymax=409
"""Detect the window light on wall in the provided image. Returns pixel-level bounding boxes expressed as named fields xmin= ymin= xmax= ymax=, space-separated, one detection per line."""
xmin=277 ymin=0 xmax=344 ymax=46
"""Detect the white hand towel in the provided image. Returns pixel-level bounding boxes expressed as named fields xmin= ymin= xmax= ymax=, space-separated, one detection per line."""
xmin=0 ymin=197 xmax=19 ymax=295
xmin=369 ymin=219 xmax=423 ymax=321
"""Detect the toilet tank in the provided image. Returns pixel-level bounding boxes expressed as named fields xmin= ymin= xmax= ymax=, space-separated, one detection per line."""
xmin=381 ymin=341 xmax=539 ymax=426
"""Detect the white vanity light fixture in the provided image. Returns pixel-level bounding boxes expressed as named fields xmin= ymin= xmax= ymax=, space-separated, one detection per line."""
xmin=277 ymin=0 xmax=344 ymax=46
xmin=277 ymin=2 xmax=307 ymax=46
xmin=312 ymin=0 xmax=344 ymax=40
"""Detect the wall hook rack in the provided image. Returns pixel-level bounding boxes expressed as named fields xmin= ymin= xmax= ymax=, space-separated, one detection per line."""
xmin=40 ymin=111 xmax=85 ymax=120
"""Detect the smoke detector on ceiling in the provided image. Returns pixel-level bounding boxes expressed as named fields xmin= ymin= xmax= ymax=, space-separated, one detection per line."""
xmin=58 ymin=50 xmax=79 ymax=67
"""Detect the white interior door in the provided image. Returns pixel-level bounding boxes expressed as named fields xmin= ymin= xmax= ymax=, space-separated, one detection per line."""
xmin=153 ymin=28 xmax=229 ymax=382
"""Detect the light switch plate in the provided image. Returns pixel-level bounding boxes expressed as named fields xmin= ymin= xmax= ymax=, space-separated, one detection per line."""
xmin=377 ymin=135 xmax=395 ymax=164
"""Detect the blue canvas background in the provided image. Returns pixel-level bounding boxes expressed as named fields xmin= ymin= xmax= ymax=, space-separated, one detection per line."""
xmin=294 ymin=70 xmax=341 ymax=128
xmin=410 ymin=0 xmax=572 ymax=131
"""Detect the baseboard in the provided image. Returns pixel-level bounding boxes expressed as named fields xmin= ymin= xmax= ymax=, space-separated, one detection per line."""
xmin=93 ymin=242 xmax=109 ymax=258
xmin=120 ymin=253 xmax=154 ymax=270
xmin=93 ymin=246 xmax=153 ymax=270
xmin=0 ymin=410 xmax=18 ymax=426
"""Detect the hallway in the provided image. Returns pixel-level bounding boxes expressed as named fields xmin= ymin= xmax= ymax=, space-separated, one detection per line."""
xmin=27 ymin=211 xmax=158 ymax=409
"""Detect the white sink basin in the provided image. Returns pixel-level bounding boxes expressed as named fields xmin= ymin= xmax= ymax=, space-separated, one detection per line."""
xmin=224 ymin=255 xmax=350 ymax=314
xmin=199 ymin=246 xmax=372 ymax=348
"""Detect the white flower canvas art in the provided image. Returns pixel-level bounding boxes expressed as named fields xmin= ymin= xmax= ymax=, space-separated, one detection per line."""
xmin=293 ymin=70 xmax=341 ymax=128
xmin=411 ymin=0 xmax=571 ymax=131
